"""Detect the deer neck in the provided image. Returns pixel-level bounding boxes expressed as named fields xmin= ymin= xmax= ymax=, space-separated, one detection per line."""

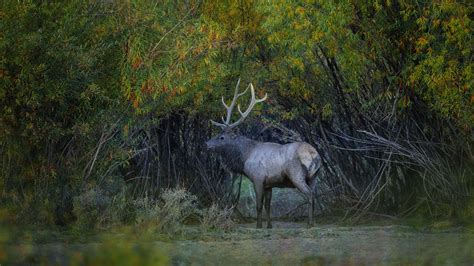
xmin=219 ymin=136 xmax=256 ymax=175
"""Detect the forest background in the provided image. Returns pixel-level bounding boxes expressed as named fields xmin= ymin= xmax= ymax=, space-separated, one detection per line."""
xmin=1 ymin=0 xmax=473 ymax=229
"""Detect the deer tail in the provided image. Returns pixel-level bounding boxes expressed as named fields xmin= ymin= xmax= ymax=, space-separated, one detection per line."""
xmin=297 ymin=143 xmax=321 ymax=177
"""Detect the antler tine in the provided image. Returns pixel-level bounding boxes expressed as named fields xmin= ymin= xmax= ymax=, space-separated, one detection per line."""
xmin=221 ymin=96 xmax=230 ymax=109
xmin=237 ymin=83 xmax=268 ymax=115
xmin=210 ymin=78 xmax=244 ymax=128
xmin=230 ymin=83 xmax=267 ymax=129
xmin=210 ymin=79 xmax=266 ymax=130
xmin=219 ymin=78 xmax=242 ymax=125
xmin=210 ymin=119 xmax=227 ymax=129
xmin=236 ymin=83 xmax=250 ymax=97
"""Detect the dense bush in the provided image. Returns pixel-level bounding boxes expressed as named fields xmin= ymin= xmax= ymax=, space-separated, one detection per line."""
xmin=0 ymin=0 xmax=472 ymax=226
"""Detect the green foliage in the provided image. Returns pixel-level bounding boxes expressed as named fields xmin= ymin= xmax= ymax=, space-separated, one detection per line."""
xmin=0 ymin=0 xmax=472 ymax=227
xmin=406 ymin=1 xmax=473 ymax=128
xmin=120 ymin=1 xmax=224 ymax=115
xmin=0 ymin=1 xmax=126 ymax=225
xmin=261 ymin=1 xmax=369 ymax=117
xmin=1 ymin=1 xmax=122 ymax=142
xmin=259 ymin=0 xmax=473 ymax=128
xmin=118 ymin=0 xmax=269 ymax=117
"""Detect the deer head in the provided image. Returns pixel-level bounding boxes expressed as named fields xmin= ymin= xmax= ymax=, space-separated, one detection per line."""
xmin=206 ymin=78 xmax=267 ymax=152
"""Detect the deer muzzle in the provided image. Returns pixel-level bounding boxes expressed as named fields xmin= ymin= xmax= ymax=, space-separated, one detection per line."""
xmin=205 ymin=139 xmax=217 ymax=150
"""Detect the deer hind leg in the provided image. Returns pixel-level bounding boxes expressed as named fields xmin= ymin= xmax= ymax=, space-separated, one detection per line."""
xmin=295 ymin=182 xmax=314 ymax=227
xmin=308 ymin=177 xmax=316 ymax=217
xmin=308 ymin=170 xmax=323 ymax=214
xmin=264 ymin=188 xmax=272 ymax=229
xmin=253 ymin=181 xmax=264 ymax=229
xmin=291 ymin=172 xmax=314 ymax=226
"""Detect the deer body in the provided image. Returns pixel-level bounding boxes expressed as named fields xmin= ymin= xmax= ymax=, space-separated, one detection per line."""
xmin=245 ymin=141 xmax=321 ymax=187
xmin=207 ymin=134 xmax=321 ymax=228
xmin=206 ymin=79 xmax=321 ymax=228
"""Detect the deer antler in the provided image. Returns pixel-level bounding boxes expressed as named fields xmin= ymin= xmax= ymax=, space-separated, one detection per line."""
xmin=211 ymin=79 xmax=267 ymax=130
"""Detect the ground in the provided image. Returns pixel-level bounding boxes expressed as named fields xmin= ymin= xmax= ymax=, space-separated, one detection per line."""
xmin=3 ymin=221 xmax=473 ymax=265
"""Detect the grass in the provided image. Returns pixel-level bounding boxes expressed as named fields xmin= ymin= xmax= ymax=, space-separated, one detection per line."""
xmin=2 ymin=220 xmax=473 ymax=265
xmin=1 ymin=186 xmax=473 ymax=265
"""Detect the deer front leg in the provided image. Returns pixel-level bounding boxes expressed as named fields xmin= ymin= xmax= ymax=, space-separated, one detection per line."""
xmin=264 ymin=188 xmax=272 ymax=229
xmin=253 ymin=181 xmax=264 ymax=229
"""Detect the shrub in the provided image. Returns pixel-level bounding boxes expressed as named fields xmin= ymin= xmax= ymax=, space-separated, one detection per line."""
xmin=103 ymin=187 xmax=137 ymax=226
xmin=133 ymin=196 xmax=161 ymax=229
xmin=135 ymin=188 xmax=198 ymax=234
xmin=73 ymin=188 xmax=110 ymax=229
xmin=72 ymin=186 xmax=237 ymax=234
xmin=200 ymin=203 xmax=234 ymax=231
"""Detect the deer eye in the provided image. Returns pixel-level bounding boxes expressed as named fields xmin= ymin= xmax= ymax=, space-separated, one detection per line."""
xmin=220 ymin=136 xmax=225 ymax=140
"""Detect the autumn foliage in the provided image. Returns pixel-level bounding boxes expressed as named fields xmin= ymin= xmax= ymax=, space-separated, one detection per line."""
xmin=0 ymin=1 xmax=472 ymax=226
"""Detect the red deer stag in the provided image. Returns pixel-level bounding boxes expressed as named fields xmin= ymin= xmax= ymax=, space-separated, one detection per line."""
xmin=206 ymin=79 xmax=321 ymax=228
